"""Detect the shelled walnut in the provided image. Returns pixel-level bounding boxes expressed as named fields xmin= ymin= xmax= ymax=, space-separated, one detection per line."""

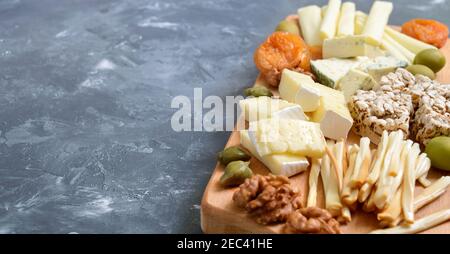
xmin=232 ymin=174 xmax=302 ymax=225
xmin=284 ymin=207 xmax=341 ymax=234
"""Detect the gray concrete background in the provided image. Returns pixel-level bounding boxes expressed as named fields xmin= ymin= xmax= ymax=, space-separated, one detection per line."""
xmin=0 ymin=0 xmax=448 ymax=233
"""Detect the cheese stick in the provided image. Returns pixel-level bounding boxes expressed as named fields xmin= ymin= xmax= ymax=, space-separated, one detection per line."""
xmin=359 ymin=131 xmax=389 ymax=203
xmin=350 ymin=137 xmax=371 ymax=188
xmin=390 ymin=176 xmax=450 ymax=227
xmin=383 ymin=33 xmax=415 ymax=64
xmin=307 ymin=158 xmax=321 ymax=207
xmin=343 ymin=188 xmax=359 ymax=206
xmin=298 ymin=6 xmax=323 ymax=46
xmin=321 ymin=141 xmax=342 ymax=216
xmin=377 ymin=189 xmax=402 ymax=224
xmin=402 ymin=143 xmax=420 ymax=224
xmin=337 ymin=2 xmax=355 ymax=36
xmin=373 ymin=131 xmax=404 ymax=209
xmin=370 ymin=209 xmax=450 ymax=234
xmin=362 ymin=1 xmax=393 ymax=46
xmin=385 ymin=141 xmax=412 ymax=205
xmin=334 ymin=140 xmax=346 ymax=191
xmin=418 ymin=176 xmax=432 ymax=188
xmin=339 ymin=206 xmax=352 ymax=224
xmin=415 ymin=176 xmax=450 ymax=211
xmin=320 ymin=0 xmax=342 ymax=39
xmin=415 ymin=154 xmax=431 ymax=186
xmin=341 ymin=145 xmax=359 ymax=199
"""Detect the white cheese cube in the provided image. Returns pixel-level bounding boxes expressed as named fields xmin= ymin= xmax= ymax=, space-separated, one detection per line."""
xmin=279 ymin=69 xmax=321 ymax=112
xmin=311 ymin=87 xmax=353 ymax=140
xmin=240 ymin=130 xmax=309 ymax=177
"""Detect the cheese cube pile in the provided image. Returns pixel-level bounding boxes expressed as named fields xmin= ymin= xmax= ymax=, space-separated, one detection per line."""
xmin=279 ymin=69 xmax=354 ymax=141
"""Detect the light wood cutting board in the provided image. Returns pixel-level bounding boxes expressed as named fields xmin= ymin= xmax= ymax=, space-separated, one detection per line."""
xmin=201 ymin=35 xmax=450 ymax=234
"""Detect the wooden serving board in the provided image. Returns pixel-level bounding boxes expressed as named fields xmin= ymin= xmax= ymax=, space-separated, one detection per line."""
xmin=201 ymin=38 xmax=450 ymax=234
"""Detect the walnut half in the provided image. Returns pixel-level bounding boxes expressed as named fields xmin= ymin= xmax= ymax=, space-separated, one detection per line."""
xmin=284 ymin=207 xmax=341 ymax=234
xmin=232 ymin=174 xmax=302 ymax=225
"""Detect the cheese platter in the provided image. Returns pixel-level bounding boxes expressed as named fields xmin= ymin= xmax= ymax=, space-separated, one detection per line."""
xmin=201 ymin=0 xmax=450 ymax=234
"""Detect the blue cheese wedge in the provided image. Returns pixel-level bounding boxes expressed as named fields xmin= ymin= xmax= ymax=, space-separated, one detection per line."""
xmin=311 ymin=57 xmax=368 ymax=88
xmin=357 ymin=56 xmax=408 ymax=82
xmin=240 ymin=130 xmax=309 ymax=177
xmin=337 ymin=69 xmax=378 ymax=102
xmin=323 ymin=35 xmax=385 ymax=59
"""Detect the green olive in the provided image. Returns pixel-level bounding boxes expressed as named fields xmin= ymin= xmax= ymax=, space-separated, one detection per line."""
xmin=413 ymin=49 xmax=446 ymax=73
xmin=406 ymin=65 xmax=436 ymax=80
xmin=244 ymin=86 xmax=273 ymax=97
xmin=275 ymin=20 xmax=300 ymax=35
xmin=220 ymin=161 xmax=253 ymax=187
xmin=425 ymin=136 xmax=450 ymax=172
xmin=217 ymin=146 xmax=251 ymax=165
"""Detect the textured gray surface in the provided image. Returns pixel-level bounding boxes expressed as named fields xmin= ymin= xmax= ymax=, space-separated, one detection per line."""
xmin=0 ymin=0 xmax=448 ymax=234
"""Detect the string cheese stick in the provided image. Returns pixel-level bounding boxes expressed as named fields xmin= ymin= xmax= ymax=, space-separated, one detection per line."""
xmin=390 ymin=176 xmax=450 ymax=227
xmin=307 ymin=158 xmax=321 ymax=208
xmin=388 ymin=139 xmax=412 ymax=177
xmin=402 ymin=143 xmax=420 ymax=224
xmin=350 ymin=137 xmax=371 ymax=188
xmin=341 ymin=145 xmax=359 ymax=199
xmin=415 ymin=176 xmax=450 ymax=211
xmin=356 ymin=146 xmax=376 ymax=205
xmin=418 ymin=176 xmax=432 ymax=188
xmin=370 ymin=209 xmax=450 ymax=234
xmin=384 ymin=141 xmax=413 ymax=206
xmin=320 ymin=0 xmax=341 ymax=39
xmin=373 ymin=131 xmax=404 ymax=209
xmin=339 ymin=206 xmax=352 ymax=224
xmin=321 ymin=141 xmax=342 ymax=217
xmin=415 ymin=154 xmax=431 ymax=187
xmin=343 ymin=189 xmax=359 ymax=206
xmin=367 ymin=131 xmax=390 ymax=185
xmin=325 ymin=145 xmax=341 ymax=193
xmin=334 ymin=140 xmax=346 ymax=191
xmin=377 ymin=189 xmax=402 ymax=224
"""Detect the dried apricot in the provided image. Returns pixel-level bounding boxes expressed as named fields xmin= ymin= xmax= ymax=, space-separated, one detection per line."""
xmin=308 ymin=45 xmax=322 ymax=60
xmin=254 ymin=32 xmax=310 ymax=87
xmin=402 ymin=19 xmax=449 ymax=48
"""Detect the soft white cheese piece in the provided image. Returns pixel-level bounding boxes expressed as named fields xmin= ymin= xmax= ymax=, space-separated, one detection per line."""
xmin=298 ymin=5 xmax=323 ymax=46
xmin=310 ymin=85 xmax=353 ymax=140
xmin=320 ymin=0 xmax=342 ymax=40
xmin=248 ymin=118 xmax=326 ymax=158
xmin=240 ymin=130 xmax=309 ymax=177
xmin=279 ymin=69 xmax=321 ymax=112
xmin=323 ymin=35 xmax=385 ymax=59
